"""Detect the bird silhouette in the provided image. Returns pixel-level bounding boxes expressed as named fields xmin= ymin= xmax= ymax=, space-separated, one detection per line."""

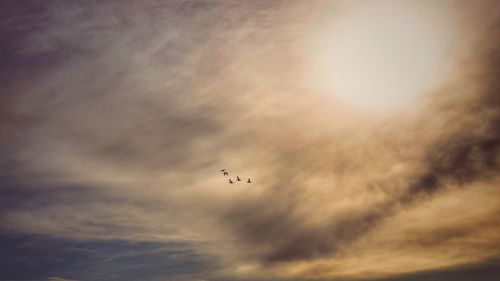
xmin=223 ymin=171 xmax=229 ymax=176
xmin=247 ymin=178 xmax=251 ymax=183
xmin=237 ymin=176 xmax=241 ymax=181
xmin=229 ymin=179 xmax=233 ymax=184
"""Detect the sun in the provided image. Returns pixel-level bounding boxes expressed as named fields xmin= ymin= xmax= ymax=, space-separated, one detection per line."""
xmin=305 ymin=0 xmax=456 ymax=112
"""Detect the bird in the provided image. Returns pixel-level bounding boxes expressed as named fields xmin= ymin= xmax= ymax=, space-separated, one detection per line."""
xmin=247 ymin=178 xmax=251 ymax=183
xmin=229 ymin=179 xmax=233 ymax=184
xmin=220 ymin=169 xmax=226 ymax=172
xmin=223 ymin=171 xmax=229 ymax=176
xmin=237 ymin=176 xmax=241 ymax=181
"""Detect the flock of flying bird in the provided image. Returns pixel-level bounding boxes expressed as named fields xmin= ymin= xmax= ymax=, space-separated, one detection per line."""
xmin=220 ymin=169 xmax=251 ymax=184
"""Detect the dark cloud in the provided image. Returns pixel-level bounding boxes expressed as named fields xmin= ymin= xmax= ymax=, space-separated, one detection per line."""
xmin=366 ymin=259 xmax=500 ymax=281
xmin=0 ymin=233 xmax=214 ymax=281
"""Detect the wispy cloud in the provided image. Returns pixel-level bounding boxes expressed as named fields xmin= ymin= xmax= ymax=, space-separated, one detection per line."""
xmin=1 ymin=1 xmax=499 ymax=281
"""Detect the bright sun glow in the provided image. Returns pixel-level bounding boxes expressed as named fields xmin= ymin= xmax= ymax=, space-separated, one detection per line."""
xmin=306 ymin=1 xmax=456 ymax=112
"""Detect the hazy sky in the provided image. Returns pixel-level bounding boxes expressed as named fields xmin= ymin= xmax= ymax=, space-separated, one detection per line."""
xmin=1 ymin=1 xmax=499 ymax=281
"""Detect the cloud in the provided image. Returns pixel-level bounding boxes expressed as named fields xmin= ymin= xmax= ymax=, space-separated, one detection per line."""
xmin=1 ymin=1 xmax=499 ymax=281
xmin=48 ymin=277 xmax=79 ymax=281
xmin=0 ymin=232 xmax=213 ymax=281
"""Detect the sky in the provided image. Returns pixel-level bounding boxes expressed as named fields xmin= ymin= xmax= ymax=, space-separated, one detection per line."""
xmin=1 ymin=1 xmax=499 ymax=281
